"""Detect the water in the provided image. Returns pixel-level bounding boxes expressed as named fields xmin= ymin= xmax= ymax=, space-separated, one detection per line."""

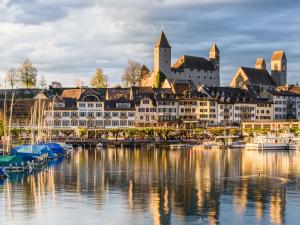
xmin=1 ymin=148 xmax=300 ymax=225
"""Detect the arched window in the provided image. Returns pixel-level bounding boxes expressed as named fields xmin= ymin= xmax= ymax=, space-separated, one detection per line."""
xmin=82 ymin=95 xmax=99 ymax=102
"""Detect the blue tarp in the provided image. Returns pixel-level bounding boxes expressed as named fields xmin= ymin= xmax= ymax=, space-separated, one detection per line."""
xmin=45 ymin=143 xmax=64 ymax=155
xmin=11 ymin=144 xmax=56 ymax=159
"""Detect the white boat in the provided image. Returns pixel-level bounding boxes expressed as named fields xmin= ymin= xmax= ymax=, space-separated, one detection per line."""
xmin=63 ymin=144 xmax=74 ymax=152
xmin=96 ymin=143 xmax=104 ymax=150
xmin=169 ymin=144 xmax=193 ymax=150
xmin=230 ymin=141 xmax=246 ymax=149
xmin=245 ymin=135 xmax=295 ymax=151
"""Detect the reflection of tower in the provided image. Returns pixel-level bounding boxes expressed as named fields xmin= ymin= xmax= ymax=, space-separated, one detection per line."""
xmin=270 ymin=189 xmax=286 ymax=225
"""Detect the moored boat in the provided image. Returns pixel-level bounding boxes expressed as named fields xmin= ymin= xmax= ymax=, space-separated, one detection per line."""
xmin=245 ymin=135 xmax=295 ymax=151
xmin=169 ymin=144 xmax=193 ymax=150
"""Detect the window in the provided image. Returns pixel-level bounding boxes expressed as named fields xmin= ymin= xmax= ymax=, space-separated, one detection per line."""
xmin=120 ymin=112 xmax=127 ymax=117
xmin=88 ymin=103 xmax=94 ymax=107
xmin=112 ymin=120 xmax=119 ymax=126
xmin=112 ymin=112 xmax=119 ymax=117
xmin=79 ymin=112 xmax=86 ymax=117
xmin=79 ymin=103 xmax=86 ymax=107
xmin=96 ymin=103 xmax=102 ymax=107
xmin=87 ymin=112 xmax=94 ymax=117
xmin=79 ymin=120 xmax=86 ymax=127
xmin=96 ymin=112 xmax=102 ymax=117
xmin=62 ymin=112 xmax=70 ymax=117
xmin=71 ymin=120 xmax=78 ymax=126
xmin=71 ymin=112 xmax=78 ymax=117
xmin=120 ymin=120 xmax=127 ymax=126
xmin=143 ymin=99 xmax=150 ymax=104
xmin=62 ymin=120 xmax=70 ymax=127
xmin=128 ymin=112 xmax=135 ymax=117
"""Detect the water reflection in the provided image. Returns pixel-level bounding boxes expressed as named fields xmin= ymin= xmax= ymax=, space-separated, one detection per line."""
xmin=1 ymin=148 xmax=300 ymax=225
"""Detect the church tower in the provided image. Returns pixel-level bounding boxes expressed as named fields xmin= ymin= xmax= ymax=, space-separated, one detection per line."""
xmin=209 ymin=43 xmax=220 ymax=71
xmin=271 ymin=50 xmax=287 ymax=86
xmin=255 ymin=57 xmax=266 ymax=70
xmin=154 ymin=31 xmax=171 ymax=76
xmin=209 ymin=43 xmax=220 ymax=86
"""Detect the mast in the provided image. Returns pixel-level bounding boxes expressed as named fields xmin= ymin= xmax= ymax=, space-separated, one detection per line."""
xmin=6 ymin=91 xmax=15 ymax=154
xmin=3 ymin=81 xmax=7 ymax=155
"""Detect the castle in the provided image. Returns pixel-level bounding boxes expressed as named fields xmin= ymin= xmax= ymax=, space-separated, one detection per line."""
xmin=140 ymin=31 xmax=221 ymax=88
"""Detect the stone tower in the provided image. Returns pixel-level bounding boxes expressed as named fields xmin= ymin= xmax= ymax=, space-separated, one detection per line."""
xmin=209 ymin=43 xmax=220 ymax=86
xmin=255 ymin=57 xmax=266 ymax=70
xmin=209 ymin=43 xmax=220 ymax=71
xmin=271 ymin=50 xmax=287 ymax=86
xmin=154 ymin=31 xmax=171 ymax=76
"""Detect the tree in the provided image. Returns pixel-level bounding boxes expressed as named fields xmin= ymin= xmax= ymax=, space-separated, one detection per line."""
xmin=18 ymin=59 xmax=37 ymax=88
xmin=122 ymin=60 xmax=142 ymax=87
xmin=154 ymin=71 xmax=166 ymax=88
xmin=90 ymin=68 xmax=108 ymax=88
xmin=75 ymin=79 xmax=84 ymax=88
xmin=6 ymin=68 xmax=18 ymax=89
xmin=0 ymin=119 xmax=4 ymax=137
xmin=39 ymin=75 xmax=47 ymax=89
xmin=50 ymin=81 xmax=62 ymax=88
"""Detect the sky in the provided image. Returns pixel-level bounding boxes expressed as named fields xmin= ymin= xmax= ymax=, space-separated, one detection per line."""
xmin=0 ymin=0 xmax=299 ymax=87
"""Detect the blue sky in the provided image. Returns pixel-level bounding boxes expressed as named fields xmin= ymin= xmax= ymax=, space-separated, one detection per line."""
xmin=0 ymin=0 xmax=299 ymax=87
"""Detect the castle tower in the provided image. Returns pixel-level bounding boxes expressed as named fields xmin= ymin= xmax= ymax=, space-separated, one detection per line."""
xmin=255 ymin=57 xmax=266 ymax=70
xmin=209 ymin=43 xmax=220 ymax=71
xmin=209 ymin=43 xmax=220 ymax=86
xmin=271 ymin=50 xmax=287 ymax=86
xmin=154 ymin=31 xmax=171 ymax=76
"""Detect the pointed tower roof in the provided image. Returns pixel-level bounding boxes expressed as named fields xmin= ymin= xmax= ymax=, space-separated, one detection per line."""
xmin=210 ymin=43 xmax=220 ymax=52
xmin=272 ymin=50 xmax=286 ymax=60
xmin=155 ymin=31 xmax=171 ymax=48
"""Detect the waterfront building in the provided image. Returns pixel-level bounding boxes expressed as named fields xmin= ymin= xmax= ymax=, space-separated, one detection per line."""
xmin=140 ymin=31 xmax=220 ymax=88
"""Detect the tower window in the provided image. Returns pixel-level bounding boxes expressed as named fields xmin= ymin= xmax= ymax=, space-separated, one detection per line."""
xmin=274 ymin=64 xmax=278 ymax=71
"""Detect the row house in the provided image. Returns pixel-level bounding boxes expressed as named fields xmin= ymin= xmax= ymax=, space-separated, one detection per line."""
xmin=14 ymin=85 xmax=300 ymax=131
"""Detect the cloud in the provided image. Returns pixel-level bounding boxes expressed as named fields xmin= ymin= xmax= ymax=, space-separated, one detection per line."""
xmin=0 ymin=0 xmax=299 ymax=86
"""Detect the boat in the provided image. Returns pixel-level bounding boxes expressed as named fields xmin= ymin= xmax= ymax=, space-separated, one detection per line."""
xmin=230 ymin=141 xmax=246 ymax=149
xmin=11 ymin=144 xmax=56 ymax=160
xmin=0 ymin=167 xmax=9 ymax=179
xmin=169 ymin=144 xmax=193 ymax=150
xmin=245 ymin=135 xmax=295 ymax=151
xmin=96 ymin=143 xmax=104 ymax=150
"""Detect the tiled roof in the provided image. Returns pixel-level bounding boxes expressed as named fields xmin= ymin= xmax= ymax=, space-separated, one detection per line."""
xmin=271 ymin=51 xmax=286 ymax=61
xmin=172 ymin=55 xmax=215 ymax=72
xmin=155 ymin=31 xmax=171 ymax=48
xmin=62 ymin=89 xmax=83 ymax=99
xmin=241 ymin=67 xmax=276 ymax=86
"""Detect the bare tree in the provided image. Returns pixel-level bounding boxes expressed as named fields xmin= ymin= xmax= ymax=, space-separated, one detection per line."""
xmin=18 ymin=59 xmax=37 ymax=88
xmin=75 ymin=79 xmax=84 ymax=88
xmin=90 ymin=68 xmax=108 ymax=88
xmin=5 ymin=68 xmax=18 ymax=89
xmin=39 ymin=75 xmax=47 ymax=89
xmin=122 ymin=60 xmax=142 ymax=87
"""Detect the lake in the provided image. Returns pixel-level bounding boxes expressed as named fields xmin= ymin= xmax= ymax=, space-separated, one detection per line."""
xmin=1 ymin=148 xmax=300 ymax=225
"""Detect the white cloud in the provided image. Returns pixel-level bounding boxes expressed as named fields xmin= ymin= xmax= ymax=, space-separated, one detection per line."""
xmin=0 ymin=0 xmax=299 ymax=86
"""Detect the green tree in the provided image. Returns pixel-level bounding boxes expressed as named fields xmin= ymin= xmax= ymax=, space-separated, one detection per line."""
xmin=18 ymin=59 xmax=37 ymax=88
xmin=154 ymin=71 xmax=166 ymax=88
xmin=79 ymin=128 xmax=88 ymax=138
xmin=0 ymin=119 xmax=4 ymax=137
xmin=122 ymin=60 xmax=142 ymax=87
xmin=90 ymin=68 xmax=108 ymax=88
